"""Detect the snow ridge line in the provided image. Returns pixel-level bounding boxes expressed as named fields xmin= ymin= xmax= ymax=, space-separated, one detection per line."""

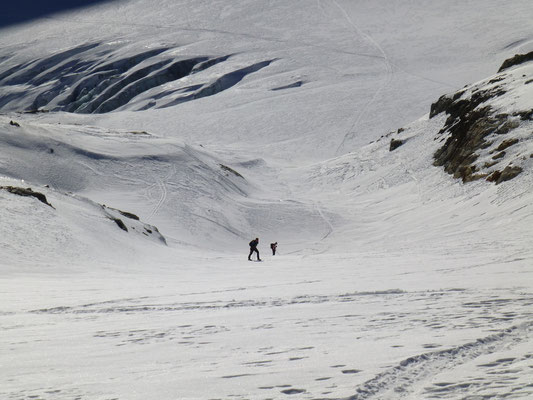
xmin=345 ymin=320 xmax=533 ymax=400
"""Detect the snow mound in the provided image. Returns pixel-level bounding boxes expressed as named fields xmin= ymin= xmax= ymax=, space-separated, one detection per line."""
xmin=1 ymin=115 xmax=334 ymax=253
xmin=0 ymin=115 xmax=256 ymax=249
xmin=0 ymin=177 xmax=165 ymax=271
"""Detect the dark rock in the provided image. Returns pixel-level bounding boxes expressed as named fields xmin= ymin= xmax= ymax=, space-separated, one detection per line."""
xmin=488 ymin=76 xmax=505 ymax=84
xmin=469 ymin=173 xmax=488 ymax=181
xmin=484 ymin=161 xmax=499 ymax=168
xmin=342 ymin=369 xmax=361 ymax=374
xmin=433 ymin=106 xmax=499 ymax=182
xmin=472 ymin=87 xmax=507 ymax=103
xmin=117 ymin=210 xmax=139 ymax=220
xmin=514 ymin=110 xmax=533 ymax=120
xmin=219 ymin=164 xmax=244 ymax=178
xmin=431 ymin=77 xmax=520 ymax=183
xmin=110 ymin=217 xmax=128 ymax=232
xmin=104 ymin=206 xmax=139 ymax=220
xmin=492 ymin=151 xmax=506 ymax=160
xmin=9 ymin=120 xmax=20 ymax=127
xmin=429 ymin=94 xmax=454 ymax=118
xmin=0 ymin=186 xmax=53 ymax=207
xmin=498 ymin=51 xmax=533 ymax=72
xmin=389 ymin=139 xmax=404 ymax=151
xmin=119 ymin=211 xmax=138 ymax=220
xmin=496 ymin=138 xmax=519 ymax=152
xmin=496 ymin=119 xmax=520 ymax=134
xmin=486 ymin=170 xmax=501 ymax=183
xmin=280 ymin=388 xmax=306 ymax=395
xmin=453 ymin=163 xmax=480 ymax=182
xmin=496 ymin=165 xmax=522 ymax=184
xmin=480 ymin=141 xmax=493 ymax=149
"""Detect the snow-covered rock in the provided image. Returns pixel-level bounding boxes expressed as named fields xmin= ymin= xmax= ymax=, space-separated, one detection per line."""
xmin=430 ymin=51 xmax=533 ymax=184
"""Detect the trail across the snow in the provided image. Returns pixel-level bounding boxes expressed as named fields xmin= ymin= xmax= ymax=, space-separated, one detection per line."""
xmin=327 ymin=0 xmax=394 ymax=155
xmin=2 ymin=266 xmax=533 ymax=400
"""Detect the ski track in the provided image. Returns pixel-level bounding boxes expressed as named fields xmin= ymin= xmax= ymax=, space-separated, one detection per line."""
xmin=4 ymin=287 xmax=533 ymax=399
xmin=22 ymin=288 xmax=533 ymax=354
xmin=347 ymin=321 xmax=533 ymax=400
xmin=314 ymin=200 xmax=334 ymax=240
xmin=317 ymin=0 xmax=456 ymax=94
xmin=148 ymin=164 xmax=173 ymax=218
xmin=330 ymin=0 xmax=394 ymax=155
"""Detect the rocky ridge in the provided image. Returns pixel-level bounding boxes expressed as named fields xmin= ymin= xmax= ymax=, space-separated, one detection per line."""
xmin=429 ymin=51 xmax=533 ymax=184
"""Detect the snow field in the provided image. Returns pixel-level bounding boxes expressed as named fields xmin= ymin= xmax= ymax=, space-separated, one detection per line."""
xmin=1 ymin=0 xmax=533 ymax=399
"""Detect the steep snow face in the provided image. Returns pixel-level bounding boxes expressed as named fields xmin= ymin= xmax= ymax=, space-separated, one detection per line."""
xmin=1 ymin=0 xmax=532 ymax=159
xmin=0 ymin=42 xmax=272 ymax=114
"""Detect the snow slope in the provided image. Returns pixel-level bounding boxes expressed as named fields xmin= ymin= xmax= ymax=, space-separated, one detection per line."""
xmin=1 ymin=0 xmax=532 ymax=159
xmin=1 ymin=1 xmax=533 ymax=399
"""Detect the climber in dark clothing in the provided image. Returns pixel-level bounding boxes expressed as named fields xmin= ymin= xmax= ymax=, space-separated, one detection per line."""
xmin=270 ymin=242 xmax=278 ymax=256
xmin=248 ymin=238 xmax=261 ymax=261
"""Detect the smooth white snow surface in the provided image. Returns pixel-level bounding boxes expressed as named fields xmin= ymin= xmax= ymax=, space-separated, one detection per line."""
xmin=1 ymin=1 xmax=533 ymax=399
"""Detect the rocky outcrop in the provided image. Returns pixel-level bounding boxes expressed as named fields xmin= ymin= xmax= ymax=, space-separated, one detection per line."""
xmin=1 ymin=186 xmax=53 ymax=207
xmin=106 ymin=207 xmax=140 ymax=221
xmin=429 ymin=52 xmax=532 ymax=184
xmin=486 ymin=165 xmax=523 ymax=184
xmin=110 ymin=217 xmax=128 ymax=232
xmin=432 ymin=104 xmax=511 ymax=182
xmin=389 ymin=139 xmax=404 ymax=151
xmin=102 ymin=205 xmax=166 ymax=244
xmin=498 ymin=50 xmax=533 ymax=72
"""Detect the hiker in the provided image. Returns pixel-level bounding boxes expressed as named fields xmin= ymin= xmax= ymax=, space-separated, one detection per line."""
xmin=270 ymin=242 xmax=278 ymax=256
xmin=248 ymin=237 xmax=261 ymax=261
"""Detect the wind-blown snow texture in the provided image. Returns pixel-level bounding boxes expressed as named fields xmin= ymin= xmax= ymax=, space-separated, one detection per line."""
xmin=1 ymin=1 xmax=533 ymax=399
